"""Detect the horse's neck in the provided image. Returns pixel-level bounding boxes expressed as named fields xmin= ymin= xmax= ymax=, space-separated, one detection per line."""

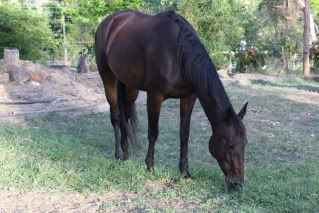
xmin=188 ymin=60 xmax=232 ymax=128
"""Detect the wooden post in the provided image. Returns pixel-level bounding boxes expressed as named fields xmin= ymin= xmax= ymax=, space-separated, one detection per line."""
xmin=77 ymin=53 xmax=90 ymax=73
xmin=62 ymin=12 xmax=69 ymax=66
xmin=4 ymin=48 xmax=19 ymax=65
xmin=303 ymin=0 xmax=310 ymax=77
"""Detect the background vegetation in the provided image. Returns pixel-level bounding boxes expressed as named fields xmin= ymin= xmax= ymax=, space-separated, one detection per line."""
xmin=0 ymin=0 xmax=318 ymax=72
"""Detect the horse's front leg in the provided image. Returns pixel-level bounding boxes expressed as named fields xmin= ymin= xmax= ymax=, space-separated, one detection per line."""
xmin=179 ymin=94 xmax=197 ymax=178
xmin=145 ymin=93 xmax=163 ymax=172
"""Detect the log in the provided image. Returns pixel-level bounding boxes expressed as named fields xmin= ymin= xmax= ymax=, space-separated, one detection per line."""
xmin=4 ymin=48 xmax=19 ymax=65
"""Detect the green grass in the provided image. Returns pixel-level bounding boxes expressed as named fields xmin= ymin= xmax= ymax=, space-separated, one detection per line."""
xmin=0 ymin=84 xmax=319 ymax=212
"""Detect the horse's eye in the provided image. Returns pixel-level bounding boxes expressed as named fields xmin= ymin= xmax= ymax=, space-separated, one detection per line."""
xmin=228 ymin=144 xmax=234 ymax=150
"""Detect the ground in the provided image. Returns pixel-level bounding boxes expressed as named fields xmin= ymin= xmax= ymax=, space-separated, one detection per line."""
xmin=0 ymin=67 xmax=108 ymax=122
xmin=0 ymin=71 xmax=319 ymax=212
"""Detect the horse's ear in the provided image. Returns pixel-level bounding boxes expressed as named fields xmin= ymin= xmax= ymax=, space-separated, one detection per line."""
xmin=224 ymin=107 xmax=234 ymax=123
xmin=238 ymin=102 xmax=248 ymax=120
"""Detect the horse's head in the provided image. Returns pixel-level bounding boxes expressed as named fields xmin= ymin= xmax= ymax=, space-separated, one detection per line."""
xmin=209 ymin=102 xmax=248 ymax=190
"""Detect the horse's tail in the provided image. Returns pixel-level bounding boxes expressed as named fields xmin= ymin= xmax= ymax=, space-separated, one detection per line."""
xmin=117 ymin=81 xmax=140 ymax=152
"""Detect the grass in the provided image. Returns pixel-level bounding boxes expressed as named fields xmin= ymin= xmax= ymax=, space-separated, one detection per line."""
xmin=0 ymin=83 xmax=319 ymax=212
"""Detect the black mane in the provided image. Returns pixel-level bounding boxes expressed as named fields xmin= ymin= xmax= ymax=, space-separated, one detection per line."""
xmin=163 ymin=11 xmax=233 ymax=123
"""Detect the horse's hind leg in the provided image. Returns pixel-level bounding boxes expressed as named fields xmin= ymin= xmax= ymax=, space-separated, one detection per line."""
xmin=179 ymin=94 xmax=197 ymax=178
xmin=120 ymin=87 xmax=139 ymax=160
xmin=101 ymin=72 xmax=123 ymax=160
xmin=145 ymin=93 xmax=164 ymax=171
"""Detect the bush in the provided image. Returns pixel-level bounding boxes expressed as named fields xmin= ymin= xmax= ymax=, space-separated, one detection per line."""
xmin=234 ymin=47 xmax=268 ymax=73
xmin=0 ymin=3 xmax=56 ymax=60
xmin=235 ymin=48 xmax=257 ymax=72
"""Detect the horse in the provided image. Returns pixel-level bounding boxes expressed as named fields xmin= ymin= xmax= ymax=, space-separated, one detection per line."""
xmin=95 ymin=10 xmax=248 ymax=189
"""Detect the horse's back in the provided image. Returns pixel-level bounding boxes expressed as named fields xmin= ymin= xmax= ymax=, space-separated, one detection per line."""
xmin=96 ymin=10 xmax=190 ymax=97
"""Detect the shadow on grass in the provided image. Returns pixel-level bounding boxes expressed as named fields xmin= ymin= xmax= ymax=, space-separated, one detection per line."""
xmin=251 ymin=78 xmax=319 ymax=93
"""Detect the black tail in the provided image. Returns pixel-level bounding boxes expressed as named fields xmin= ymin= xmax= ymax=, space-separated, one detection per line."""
xmin=117 ymin=81 xmax=140 ymax=152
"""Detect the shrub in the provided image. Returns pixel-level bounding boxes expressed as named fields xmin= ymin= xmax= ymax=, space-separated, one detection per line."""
xmin=0 ymin=3 xmax=56 ymax=60
xmin=234 ymin=48 xmax=267 ymax=73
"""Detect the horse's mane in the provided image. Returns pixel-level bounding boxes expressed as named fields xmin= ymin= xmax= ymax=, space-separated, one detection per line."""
xmin=157 ymin=11 xmax=233 ymax=115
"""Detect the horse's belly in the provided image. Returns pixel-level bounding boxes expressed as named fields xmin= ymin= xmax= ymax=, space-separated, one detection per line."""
xmin=108 ymin=46 xmax=146 ymax=90
xmin=116 ymin=69 xmax=146 ymax=90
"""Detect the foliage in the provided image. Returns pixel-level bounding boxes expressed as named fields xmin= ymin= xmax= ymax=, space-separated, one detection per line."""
xmin=178 ymin=0 xmax=245 ymax=68
xmin=0 ymin=2 xmax=56 ymax=60
xmin=314 ymin=55 xmax=319 ymax=72
xmin=311 ymin=41 xmax=319 ymax=72
xmin=311 ymin=0 xmax=319 ymax=17
xmin=1 ymin=0 xmax=317 ymax=73
xmin=143 ymin=0 xmax=179 ymax=13
xmin=45 ymin=0 xmax=144 ymax=65
xmin=235 ymin=48 xmax=261 ymax=73
xmin=251 ymin=0 xmax=304 ymax=73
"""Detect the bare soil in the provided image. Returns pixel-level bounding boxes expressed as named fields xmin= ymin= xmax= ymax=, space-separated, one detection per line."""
xmin=0 ymin=67 xmax=109 ymax=124
xmin=0 ymin=190 xmax=197 ymax=212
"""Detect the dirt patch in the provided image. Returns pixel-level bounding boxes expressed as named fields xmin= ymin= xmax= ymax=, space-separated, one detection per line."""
xmin=0 ymin=191 xmax=138 ymax=212
xmin=1 ymin=69 xmax=316 ymax=122
xmin=0 ymin=190 xmax=198 ymax=212
xmin=0 ymin=67 xmax=109 ymax=123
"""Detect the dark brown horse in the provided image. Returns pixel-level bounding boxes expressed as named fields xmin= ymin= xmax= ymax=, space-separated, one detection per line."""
xmin=95 ymin=10 xmax=248 ymax=189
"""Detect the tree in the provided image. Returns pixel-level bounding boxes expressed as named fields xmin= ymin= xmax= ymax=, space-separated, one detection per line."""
xmin=0 ymin=2 xmax=56 ymax=60
xmin=304 ymin=0 xmax=311 ymax=76
xmin=178 ymin=0 xmax=245 ymax=68
xmin=45 ymin=0 xmax=144 ymax=65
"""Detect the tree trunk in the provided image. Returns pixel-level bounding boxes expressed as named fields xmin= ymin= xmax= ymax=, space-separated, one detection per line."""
xmin=303 ymin=0 xmax=310 ymax=77
xmin=295 ymin=0 xmax=318 ymax=43
xmin=4 ymin=48 xmax=19 ymax=65
xmin=282 ymin=47 xmax=289 ymax=73
xmin=77 ymin=54 xmax=90 ymax=73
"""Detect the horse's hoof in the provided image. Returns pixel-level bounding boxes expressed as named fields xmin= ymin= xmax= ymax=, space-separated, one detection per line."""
xmin=146 ymin=166 xmax=154 ymax=173
xmin=122 ymin=154 xmax=130 ymax=161
xmin=182 ymin=171 xmax=191 ymax=179
xmin=115 ymin=153 xmax=123 ymax=160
